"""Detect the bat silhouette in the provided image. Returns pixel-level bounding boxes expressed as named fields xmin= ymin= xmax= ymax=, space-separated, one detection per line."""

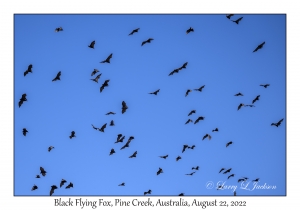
xmin=186 ymin=27 xmax=194 ymax=34
xmin=260 ymin=84 xmax=270 ymax=88
xmin=88 ymin=40 xmax=95 ymax=49
xmin=186 ymin=172 xmax=196 ymax=176
xmin=168 ymin=68 xmax=181 ymax=76
xmin=99 ymin=123 xmax=107 ymax=132
xmin=189 ymin=145 xmax=195 ymax=149
xmin=129 ymin=151 xmax=137 ymax=158
xmin=115 ymin=134 xmax=123 ymax=143
xmin=141 ymin=38 xmax=154 ymax=46
xmin=188 ymin=110 xmax=196 ymax=116
xmin=192 ymin=166 xmax=199 ymax=170
xmin=100 ymin=53 xmax=113 ymax=63
xmin=226 ymin=141 xmax=233 ymax=147
xmin=110 ymin=120 xmax=115 ymax=126
xmin=90 ymin=73 xmax=102 ymax=83
xmin=176 ymin=156 xmax=182 ymax=161
xmin=144 ymin=189 xmax=151 ymax=195
xmin=212 ymin=128 xmax=218 ymax=132
xmin=252 ymin=95 xmax=260 ymax=104
xmin=129 ymin=28 xmax=140 ymax=35
xmin=55 ymin=27 xmax=63 ymax=32
xmin=52 ymin=71 xmax=61 ymax=82
xmin=120 ymin=141 xmax=130 ymax=150
xmin=202 ymin=134 xmax=211 ymax=140
xmin=238 ymin=103 xmax=244 ymax=110
xmin=22 ymin=128 xmax=28 ymax=136
xmin=182 ymin=145 xmax=189 ymax=153
xmin=36 ymin=175 xmax=40 ymax=178
xmin=159 ymin=155 xmax=168 ymax=159
xmin=66 ymin=182 xmax=73 ymax=189
xmin=109 ymin=148 xmax=115 ymax=155
xmin=194 ymin=85 xmax=205 ymax=92
xmin=50 ymin=185 xmax=58 ymax=196
xmin=106 ymin=112 xmax=116 ymax=115
xmin=185 ymin=89 xmax=192 ymax=96
xmin=226 ymin=14 xmax=234 ymax=19
xmin=149 ymin=89 xmax=160 ymax=95
xmin=60 ymin=179 xmax=67 ymax=188
xmin=238 ymin=178 xmax=245 ymax=183
xmin=24 ymin=64 xmax=33 ymax=76
xmin=40 ymin=167 xmax=47 ymax=176
xmin=185 ymin=119 xmax=193 ymax=124
xmin=219 ymin=168 xmax=225 ymax=173
xmin=69 ymin=131 xmax=76 ymax=139
xmin=253 ymin=178 xmax=260 ymax=182
xmin=253 ymin=42 xmax=265 ymax=52
xmin=271 ymin=118 xmax=284 ymax=127
xmin=100 ymin=80 xmax=110 ymax=93
xmin=223 ymin=168 xmax=232 ymax=174
xmin=19 ymin=93 xmax=27 ymax=107
xmin=228 ymin=174 xmax=235 ymax=179
xmin=179 ymin=193 xmax=184 ymax=196
xmin=235 ymin=92 xmax=243 ymax=96
xmin=232 ymin=17 xmax=243 ymax=24
xmin=31 ymin=184 xmax=38 ymax=191
xmin=48 ymin=146 xmax=54 ymax=152
xmin=91 ymin=69 xmax=99 ymax=76
xmin=118 ymin=182 xmax=125 ymax=186
xmin=194 ymin=116 xmax=205 ymax=124
xmin=157 ymin=167 xmax=163 ymax=175
xmin=116 ymin=135 xmax=125 ymax=143
xmin=122 ymin=101 xmax=128 ymax=114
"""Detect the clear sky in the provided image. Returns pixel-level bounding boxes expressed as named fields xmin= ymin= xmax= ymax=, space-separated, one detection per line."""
xmin=14 ymin=14 xmax=286 ymax=196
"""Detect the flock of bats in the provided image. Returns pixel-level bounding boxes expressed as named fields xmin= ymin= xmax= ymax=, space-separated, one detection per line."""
xmin=18 ymin=15 xmax=284 ymax=196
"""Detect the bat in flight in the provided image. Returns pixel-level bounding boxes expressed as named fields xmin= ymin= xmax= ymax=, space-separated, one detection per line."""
xmin=100 ymin=53 xmax=113 ymax=63
xmin=91 ymin=69 xmax=99 ymax=76
xmin=122 ymin=101 xmax=128 ymax=114
xmin=253 ymin=42 xmax=265 ymax=52
xmin=271 ymin=118 xmax=284 ymax=127
xmin=186 ymin=27 xmax=194 ymax=34
xmin=55 ymin=27 xmax=63 ymax=32
xmin=88 ymin=40 xmax=95 ymax=49
xmin=141 ymin=38 xmax=154 ymax=46
xmin=90 ymin=73 xmax=102 ymax=83
xmin=129 ymin=28 xmax=140 ymax=35
xmin=100 ymin=80 xmax=110 ymax=93
xmin=149 ymin=89 xmax=160 ymax=95
xmin=232 ymin=17 xmax=243 ymax=24
xmin=50 ymin=185 xmax=57 ymax=196
xmin=24 ymin=64 xmax=33 ymax=76
xmin=19 ymin=94 xmax=27 ymax=107
xmin=52 ymin=71 xmax=61 ymax=82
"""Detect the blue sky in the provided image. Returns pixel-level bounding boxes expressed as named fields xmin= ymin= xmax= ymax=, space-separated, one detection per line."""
xmin=14 ymin=14 xmax=286 ymax=196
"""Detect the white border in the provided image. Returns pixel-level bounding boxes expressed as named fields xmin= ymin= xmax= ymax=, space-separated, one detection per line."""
xmin=1 ymin=0 xmax=296 ymax=209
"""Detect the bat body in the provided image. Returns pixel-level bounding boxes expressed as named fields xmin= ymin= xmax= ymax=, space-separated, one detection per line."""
xmin=24 ymin=64 xmax=33 ymax=76
xmin=52 ymin=71 xmax=61 ymax=82
xmin=100 ymin=53 xmax=113 ymax=63
xmin=271 ymin=118 xmax=284 ymax=127
xmin=129 ymin=28 xmax=140 ymax=35
xmin=19 ymin=94 xmax=27 ymax=107
xmin=141 ymin=38 xmax=154 ymax=46
xmin=91 ymin=73 xmax=102 ymax=83
xmin=88 ymin=40 xmax=95 ymax=49
xmin=69 ymin=131 xmax=76 ymax=139
xmin=100 ymin=80 xmax=110 ymax=92
xmin=186 ymin=27 xmax=194 ymax=34
xmin=253 ymin=42 xmax=265 ymax=52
